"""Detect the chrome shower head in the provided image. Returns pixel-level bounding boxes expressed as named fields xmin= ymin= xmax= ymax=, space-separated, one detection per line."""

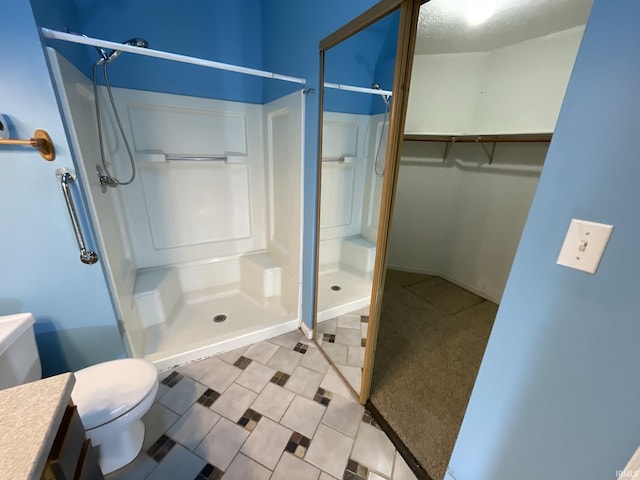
xmin=124 ymin=37 xmax=149 ymax=48
xmin=104 ymin=37 xmax=149 ymax=64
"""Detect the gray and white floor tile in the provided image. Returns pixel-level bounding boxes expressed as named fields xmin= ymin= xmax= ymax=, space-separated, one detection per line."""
xmin=351 ymin=422 xmax=397 ymax=477
xmin=280 ymin=395 xmax=326 ymax=438
xmin=321 ymin=393 xmax=364 ymax=437
xmin=271 ymin=452 xmax=320 ymax=480
xmin=317 ymin=309 xmax=369 ymax=394
xmin=105 ymin=330 xmax=417 ymax=480
xmin=147 ymin=444 xmax=206 ymax=480
xmin=244 ymin=341 xmax=279 ymax=364
xmin=159 ymin=376 xmax=207 ymax=415
xmin=217 ymin=345 xmax=249 ymax=366
xmin=141 ymin=403 xmax=180 ymax=450
xmin=250 ymin=382 xmax=295 ymax=422
xmin=285 ymin=365 xmax=324 ymax=399
xmin=300 ymin=346 xmax=331 ymax=374
xmin=211 ymin=382 xmax=258 ymax=422
xmin=194 ymin=417 xmax=249 ymax=470
xmin=198 ymin=358 xmax=242 ymax=392
xmin=240 ymin=417 xmax=292 ymax=469
xmin=304 ymin=423 xmax=354 ymax=478
xmin=236 ymin=361 xmax=277 ymax=393
xmin=166 ymin=403 xmax=220 ymax=450
xmin=223 ymin=453 xmax=271 ymax=480
xmin=266 ymin=347 xmax=304 ymax=374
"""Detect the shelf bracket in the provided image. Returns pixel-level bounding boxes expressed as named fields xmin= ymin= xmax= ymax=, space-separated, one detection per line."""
xmin=477 ymin=137 xmax=497 ymax=165
xmin=443 ymin=137 xmax=455 ymax=163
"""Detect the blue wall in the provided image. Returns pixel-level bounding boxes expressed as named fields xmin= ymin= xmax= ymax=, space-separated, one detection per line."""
xmin=29 ymin=0 xmax=91 ymax=77
xmin=33 ymin=0 xmax=266 ymax=104
xmin=1 ymin=1 xmax=125 ymax=377
xmin=447 ymin=0 xmax=640 ymax=478
xmin=31 ymin=0 xmax=396 ymax=111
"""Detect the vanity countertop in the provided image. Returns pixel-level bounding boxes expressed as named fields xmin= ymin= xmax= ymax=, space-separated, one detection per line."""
xmin=0 ymin=373 xmax=76 ymax=480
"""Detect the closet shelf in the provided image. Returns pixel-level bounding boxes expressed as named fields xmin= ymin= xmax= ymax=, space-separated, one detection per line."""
xmin=403 ymin=133 xmax=553 ymax=164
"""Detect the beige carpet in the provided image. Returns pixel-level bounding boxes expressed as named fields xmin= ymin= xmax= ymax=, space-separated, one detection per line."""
xmin=370 ymin=270 xmax=498 ymax=480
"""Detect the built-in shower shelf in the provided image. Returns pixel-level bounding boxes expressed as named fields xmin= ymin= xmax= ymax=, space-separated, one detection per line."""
xmin=341 ymin=236 xmax=376 ymax=273
xmin=133 ymin=267 xmax=182 ymax=329
xmin=240 ymin=253 xmax=282 ymax=302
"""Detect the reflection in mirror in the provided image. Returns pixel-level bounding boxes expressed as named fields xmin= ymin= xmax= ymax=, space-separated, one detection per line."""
xmin=315 ymin=10 xmax=400 ymax=396
xmin=368 ymin=0 xmax=593 ymax=478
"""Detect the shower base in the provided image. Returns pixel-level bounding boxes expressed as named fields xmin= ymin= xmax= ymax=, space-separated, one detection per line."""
xmin=316 ymin=266 xmax=372 ymax=323
xmin=142 ymin=287 xmax=298 ymax=371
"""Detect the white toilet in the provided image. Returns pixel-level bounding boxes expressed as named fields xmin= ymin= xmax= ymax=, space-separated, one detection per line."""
xmin=0 ymin=313 xmax=158 ymax=475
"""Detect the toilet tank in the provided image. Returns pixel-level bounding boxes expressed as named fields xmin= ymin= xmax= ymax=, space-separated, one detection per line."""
xmin=0 ymin=313 xmax=42 ymax=390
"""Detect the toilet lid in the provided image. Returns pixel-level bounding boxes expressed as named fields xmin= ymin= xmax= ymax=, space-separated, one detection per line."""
xmin=72 ymin=358 xmax=158 ymax=430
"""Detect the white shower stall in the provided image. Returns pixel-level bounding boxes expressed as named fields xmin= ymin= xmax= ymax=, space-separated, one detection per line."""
xmin=47 ymin=48 xmax=304 ymax=370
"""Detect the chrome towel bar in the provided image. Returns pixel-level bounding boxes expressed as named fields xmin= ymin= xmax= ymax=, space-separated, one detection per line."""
xmin=56 ymin=168 xmax=98 ymax=265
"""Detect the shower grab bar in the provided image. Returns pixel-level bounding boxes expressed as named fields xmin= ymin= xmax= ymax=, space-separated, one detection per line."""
xmin=56 ymin=168 xmax=98 ymax=265
xmin=165 ymin=155 xmax=227 ymax=162
xmin=42 ymin=28 xmax=306 ymax=85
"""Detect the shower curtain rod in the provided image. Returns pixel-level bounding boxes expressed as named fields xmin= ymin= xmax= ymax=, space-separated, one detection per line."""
xmin=41 ymin=28 xmax=307 ymax=85
xmin=324 ymin=82 xmax=393 ymax=96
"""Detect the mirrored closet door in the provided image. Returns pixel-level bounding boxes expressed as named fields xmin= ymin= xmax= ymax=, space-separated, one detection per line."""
xmin=312 ymin=0 xmax=421 ymax=398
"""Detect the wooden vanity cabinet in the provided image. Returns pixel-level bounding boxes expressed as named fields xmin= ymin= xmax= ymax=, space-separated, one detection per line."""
xmin=41 ymin=403 xmax=104 ymax=480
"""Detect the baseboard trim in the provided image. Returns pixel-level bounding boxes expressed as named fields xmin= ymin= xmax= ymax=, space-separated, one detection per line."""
xmin=365 ymin=400 xmax=434 ymax=480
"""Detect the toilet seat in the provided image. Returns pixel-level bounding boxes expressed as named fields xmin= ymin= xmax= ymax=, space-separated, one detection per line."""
xmin=72 ymin=358 xmax=158 ymax=430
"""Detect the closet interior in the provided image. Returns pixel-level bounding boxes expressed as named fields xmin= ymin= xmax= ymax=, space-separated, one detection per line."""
xmin=367 ymin=1 xmax=593 ymax=478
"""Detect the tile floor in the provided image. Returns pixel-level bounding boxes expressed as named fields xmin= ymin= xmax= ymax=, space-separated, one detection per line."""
xmin=317 ymin=307 xmax=369 ymax=394
xmin=106 ymin=330 xmax=416 ymax=480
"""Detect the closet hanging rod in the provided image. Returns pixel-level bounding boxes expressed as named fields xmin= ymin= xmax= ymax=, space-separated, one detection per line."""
xmin=41 ymin=28 xmax=307 ymax=85
xmin=324 ymin=82 xmax=393 ymax=96
xmin=404 ymin=133 xmax=552 ymax=143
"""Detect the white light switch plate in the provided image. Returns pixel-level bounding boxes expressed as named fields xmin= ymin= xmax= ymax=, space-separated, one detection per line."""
xmin=557 ymin=219 xmax=613 ymax=274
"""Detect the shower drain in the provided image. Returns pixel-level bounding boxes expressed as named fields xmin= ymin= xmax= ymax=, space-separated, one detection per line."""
xmin=213 ymin=314 xmax=227 ymax=323
xmin=331 ymin=285 xmax=342 ymax=291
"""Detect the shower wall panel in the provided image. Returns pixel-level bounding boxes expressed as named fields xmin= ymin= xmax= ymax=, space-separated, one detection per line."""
xmin=320 ymin=112 xmax=370 ymax=242
xmin=362 ymin=113 xmax=386 ymax=244
xmin=47 ymin=49 xmax=144 ymax=354
xmin=48 ymin=48 xmax=304 ymax=358
xmin=139 ymin=162 xmax=252 ymax=249
xmin=108 ymin=89 xmax=267 ymax=268
xmin=264 ymin=92 xmax=304 ymax=315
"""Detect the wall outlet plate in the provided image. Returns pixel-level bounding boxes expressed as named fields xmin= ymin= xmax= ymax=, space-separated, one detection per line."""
xmin=557 ymin=219 xmax=614 ymax=274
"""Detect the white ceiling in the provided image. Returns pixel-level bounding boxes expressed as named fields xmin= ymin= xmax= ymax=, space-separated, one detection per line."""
xmin=416 ymin=0 xmax=593 ymax=54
